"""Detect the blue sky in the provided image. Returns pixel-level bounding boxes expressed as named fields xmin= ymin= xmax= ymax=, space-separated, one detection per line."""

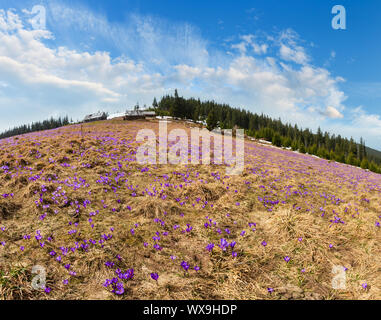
xmin=0 ymin=0 xmax=381 ymax=149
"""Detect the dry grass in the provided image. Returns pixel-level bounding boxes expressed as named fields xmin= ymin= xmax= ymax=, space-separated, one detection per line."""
xmin=0 ymin=119 xmax=380 ymax=300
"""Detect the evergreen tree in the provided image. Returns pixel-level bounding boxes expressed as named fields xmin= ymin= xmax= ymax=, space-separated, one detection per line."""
xmin=282 ymin=136 xmax=292 ymax=148
xmin=346 ymin=152 xmax=357 ymax=166
xmin=360 ymin=157 xmax=369 ymax=169
xmin=291 ymin=139 xmax=299 ymax=151
xmin=272 ymin=132 xmax=282 ymax=147
xmin=170 ymin=89 xmax=182 ymax=118
xmin=152 ymin=97 xmax=158 ymax=109
xmin=329 ymin=150 xmax=336 ymax=161
xmin=299 ymin=142 xmax=306 ymax=154
xmin=206 ymin=110 xmax=218 ymax=131
xmin=369 ymin=161 xmax=378 ymax=173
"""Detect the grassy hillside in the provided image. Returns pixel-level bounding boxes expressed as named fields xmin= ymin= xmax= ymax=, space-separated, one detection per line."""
xmin=0 ymin=119 xmax=380 ymax=300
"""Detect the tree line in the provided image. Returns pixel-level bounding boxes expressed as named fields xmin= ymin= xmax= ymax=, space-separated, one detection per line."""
xmin=0 ymin=116 xmax=71 ymax=139
xmin=153 ymin=90 xmax=381 ymax=174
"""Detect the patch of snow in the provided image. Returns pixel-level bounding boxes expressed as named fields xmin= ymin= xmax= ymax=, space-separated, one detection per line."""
xmin=107 ymin=113 xmax=126 ymax=120
xmin=258 ymin=139 xmax=272 ymax=145
xmin=156 ymin=116 xmax=173 ymax=120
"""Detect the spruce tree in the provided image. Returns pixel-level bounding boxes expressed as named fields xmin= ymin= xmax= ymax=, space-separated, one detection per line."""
xmin=206 ymin=110 xmax=218 ymax=131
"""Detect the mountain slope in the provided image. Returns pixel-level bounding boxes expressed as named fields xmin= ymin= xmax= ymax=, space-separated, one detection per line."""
xmin=0 ymin=119 xmax=380 ymax=300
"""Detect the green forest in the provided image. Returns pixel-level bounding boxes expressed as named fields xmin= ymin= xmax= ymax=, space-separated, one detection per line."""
xmin=153 ymin=90 xmax=381 ymax=174
xmin=0 ymin=116 xmax=71 ymax=140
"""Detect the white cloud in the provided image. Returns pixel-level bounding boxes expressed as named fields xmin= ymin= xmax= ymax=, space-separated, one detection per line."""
xmin=324 ymin=106 xmax=344 ymax=119
xmin=277 ymin=29 xmax=309 ymax=65
xmin=279 ymin=44 xmax=309 ymax=65
xmin=234 ymin=34 xmax=268 ymax=55
xmin=323 ymin=106 xmax=381 ymax=148
xmin=351 ymin=106 xmax=381 ymax=131
xmin=253 ymin=43 xmax=268 ymax=55
xmin=0 ymin=4 xmax=378 ymax=148
xmin=231 ymin=42 xmax=247 ymax=55
xmin=47 ymin=2 xmax=210 ymax=71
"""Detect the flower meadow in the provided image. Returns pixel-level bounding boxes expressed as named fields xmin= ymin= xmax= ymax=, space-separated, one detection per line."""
xmin=0 ymin=118 xmax=380 ymax=300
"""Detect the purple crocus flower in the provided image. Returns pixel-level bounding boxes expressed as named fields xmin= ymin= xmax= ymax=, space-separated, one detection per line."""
xmin=181 ymin=261 xmax=190 ymax=272
xmin=112 ymin=282 xmax=124 ymax=295
xmin=153 ymin=244 xmax=162 ymax=251
xmin=151 ymin=273 xmax=159 ymax=281
xmin=219 ymin=238 xmax=229 ymax=251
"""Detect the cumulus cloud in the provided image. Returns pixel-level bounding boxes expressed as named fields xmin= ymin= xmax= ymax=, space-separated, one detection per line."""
xmin=279 ymin=44 xmax=309 ymax=65
xmin=351 ymin=106 xmax=381 ymax=132
xmin=232 ymin=34 xmax=268 ymax=56
xmin=322 ymin=106 xmax=381 ymax=148
xmin=0 ymin=3 xmax=377 ymax=148
xmin=323 ymin=106 xmax=344 ymax=119
xmin=0 ymin=7 xmax=170 ymax=128
xmin=277 ymin=29 xmax=309 ymax=65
